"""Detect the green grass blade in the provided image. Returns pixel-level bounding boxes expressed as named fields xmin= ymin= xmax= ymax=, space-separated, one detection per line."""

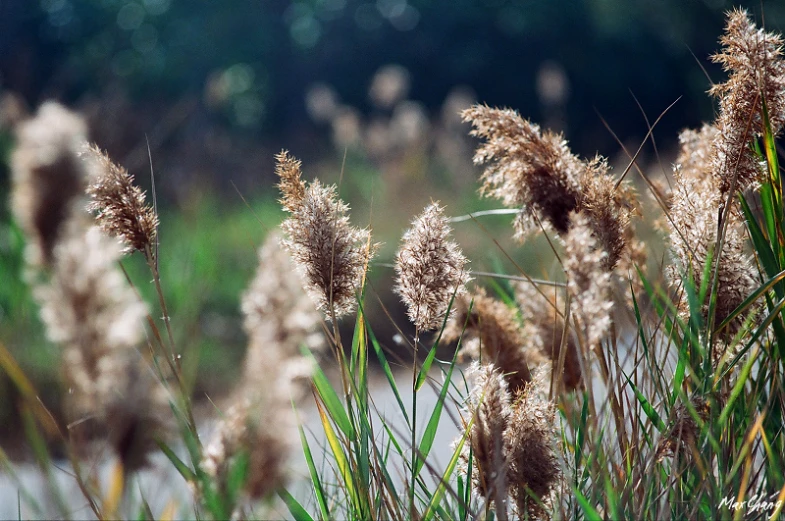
xmin=279 ymin=489 xmax=316 ymax=521
xmin=298 ymin=419 xmax=330 ymax=520
xmin=414 ymin=355 xmax=456 ymax=476
xmin=575 ymin=489 xmax=603 ymax=521
xmin=622 ymin=369 xmax=665 ymax=433
xmin=421 ymin=416 xmax=473 ymax=521
xmin=367 ymin=322 xmax=410 ymax=426
xmin=156 ymin=440 xmax=196 ymax=482
xmin=415 ymin=344 xmax=438 ymax=392
xmin=309 ymin=354 xmax=355 ymax=441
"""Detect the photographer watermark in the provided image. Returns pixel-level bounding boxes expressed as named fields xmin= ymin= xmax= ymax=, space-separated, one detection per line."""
xmin=720 ymin=493 xmax=783 ymax=516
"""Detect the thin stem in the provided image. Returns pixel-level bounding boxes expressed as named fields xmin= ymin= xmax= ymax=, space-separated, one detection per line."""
xmin=410 ymin=328 xmax=419 ymax=519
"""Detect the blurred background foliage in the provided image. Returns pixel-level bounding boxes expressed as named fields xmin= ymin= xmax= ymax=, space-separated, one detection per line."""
xmin=2 ymin=0 xmax=785 ymax=443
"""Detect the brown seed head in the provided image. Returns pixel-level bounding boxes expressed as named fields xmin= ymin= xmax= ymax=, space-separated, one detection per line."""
xmin=445 ymin=288 xmax=533 ymax=394
xmin=276 ymin=150 xmax=307 ymax=212
xmin=462 ymin=105 xmax=582 ymax=238
xmin=276 ymin=152 xmax=377 ymax=319
xmin=564 ymin=212 xmax=614 ymax=348
xmin=668 ymin=126 xmax=758 ymax=342
xmin=515 ymin=283 xmax=581 ymax=391
xmin=395 ymin=202 xmax=470 ymax=331
xmin=464 ymin=363 xmax=511 ymax=511
xmin=83 ymin=144 xmax=158 ymax=257
xmin=39 ymin=224 xmax=170 ymax=469
xmin=241 ymin=232 xmax=324 ymax=385
xmin=710 ymin=9 xmax=785 ymax=195
xmin=505 ymin=382 xmax=559 ymax=521
xmin=11 ymin=102 xmax=89 ymax=268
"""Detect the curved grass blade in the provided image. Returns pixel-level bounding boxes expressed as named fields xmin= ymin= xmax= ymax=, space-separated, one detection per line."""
xmin=279 ymin=489 xmax=316 ymax=521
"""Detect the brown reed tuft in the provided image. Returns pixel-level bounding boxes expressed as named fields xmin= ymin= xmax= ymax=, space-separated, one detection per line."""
xmin=668 ymin=126 xmax=758 ymax=341
xmin=276 ymin=150 xmax=376 ymax=319
xmin=564 ymin=212 xmax=613 ymax=349
xmin=201 ymin=389 xmax=295 ymax=501
xmin=464 ymin=363 xmax=511 ymax=516
xmin=656 ymin=396 xmax=709 ymax=463
xmin=241 ymin=232 xmax=324 ymax=379
xmin=83 ymin=144 xmax=158 ymax=258
xmin=444 ymin=288 xmax=534 ymax=394
xmin=504 ymin=377 xmax=560 ymax=521
xmin=516 ymin=283 xmax=581 ymax=391
xmin=463 ymin=105 xmax=637 ymax=270
xmin=395 ymin=202 xmax=470 ymax=331
xmin=11 ymin=102 xmax=89 ymax=268
xmin=39 ymin=224 xmax=171 ymax=470
xmin=710 ymin=9 xmax=785 ymax=196
xmin=462 ymin=105 xmax=582 ymax=237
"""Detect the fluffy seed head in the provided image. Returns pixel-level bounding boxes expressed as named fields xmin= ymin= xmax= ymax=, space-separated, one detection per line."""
xmin=505 ymin=381 xmax=560 ymax=521
xmin=445 ymin=288 xmax=534 ymax=394
xmin=39 ymin=224 xmax=170 ymax=469
xmin=668 ymin=126 xmax=758 ymax=341
xmin=11 ymin=102 xmax=89 ymax=268
xmin=516 ymin=283 xmax=581 ymax=391
xmin=462 ymin=105 xmax=582 ymax=237
xmin=564 ymin=213 xmax=613 ymax=348
xmin=395 ymin=202 xmax=470 ymax=331
xmin=463 ymin=105 xmax=637 ymax=270
xmin=83 ymin=144 xmax=158 ymax=257
xmin=710 ymin=9 xmax=785 ymax=195
xmin=276 ymin=151 xmax=377 ymax=319
xmin=241 ymin=232 xmax=323 ymax=384
xmin=464 ymin=363 xmax=511 ymax=511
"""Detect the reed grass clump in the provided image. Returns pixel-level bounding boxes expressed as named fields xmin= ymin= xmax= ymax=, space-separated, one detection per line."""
xmin=5 ymin=7 xmax=785 ymax=521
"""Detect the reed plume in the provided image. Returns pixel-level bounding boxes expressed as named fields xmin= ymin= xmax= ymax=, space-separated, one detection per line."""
xmin=276 ymin=150 xmax=376 ymax=319
xmin=462 ymin=105 xmax=582 ymax=237
xmin=395 ymin=202 xmax=470 ymax=331
xmin=516 ymin=283 xmax=581 ymax=391
xmin=504 ymin=376 xmax=560 ymax=521
xmin=564 ymin=212 xmax=613 ymax=349
xmin=11 ymin=102 xmax=89 ymax=268
xmin=202 ymin=232 xmax=320 ymax=503
xmin=444 ymin=288 xmax=535 ymax=394
xmin=463 ymin=105 xmax=637 ymax=270
xmin=241 ymin=232 xmax=324 ymax=376
xmin=83 ymin=143 xmax=158 ymax=258
xmin=38 ymin=225 xmax=171 ymax=470
xmin=464 ymin=363 xmax=511 ymax=517
xmin=710 ymin=8 xmax=785 ymax=196
xmin=668 ymin=126 xmax=758 ymax=341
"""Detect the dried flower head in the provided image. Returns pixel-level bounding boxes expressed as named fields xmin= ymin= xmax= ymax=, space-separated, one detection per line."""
xmin=656 ymin=396 xmax=709 ymax=462
xmin=505 ymin=380 xmax=560 ymax=521
xmin=710 ymin=9 xmax=785 ymax=195
xmin=462 ymin=105 xmax=582 ymax=237
xmin=463 ymin=105 xmax=637 ymax=271
xmin=83 ymin=144 xmax=158 ymax=257
xmin=516 ymin=283 xmax=581 ymax=391
xmin=578 ymin=157 xmax=637 ymax=270
xmin=39 ymin=224 xmax=170 ymax=469
xmin=276 ymin=150 xmax=377 ymax=318
xmin=241 ymin=232 xmax=323 ymax=384
xmin=445 ymin=288 xmax=533 ymax=394
xmin=464 ymin=363 xmax=511 ymax=514
xmin=395 ymin=202 xmax=470 ymax=331
xmin=564 ymin=213 xmax=614 ymax=348
xmin=668 ymin=127 xmax=758 ymax=341
xmin=11 ymin=102 xmax=89 ymax=268
xmin=201 ymin=362 xmax=301 ymax=501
